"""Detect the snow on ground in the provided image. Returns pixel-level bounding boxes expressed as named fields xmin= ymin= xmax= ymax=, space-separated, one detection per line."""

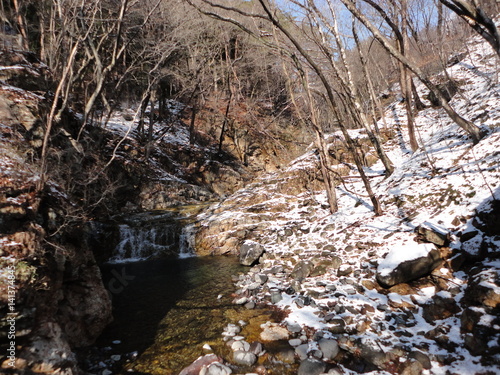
xmin=202 ymin=31 xmax=500 ymax=374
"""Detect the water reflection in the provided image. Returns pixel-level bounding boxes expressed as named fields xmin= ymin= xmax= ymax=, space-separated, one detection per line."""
xmin=97 ymin=256 xmax=246 ymax=374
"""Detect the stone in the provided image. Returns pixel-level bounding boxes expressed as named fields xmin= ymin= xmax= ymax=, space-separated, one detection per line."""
xmin=270 ymin=289 xmax=283 ymax=304
xmin=287 ymin=322 xmax=302 ymax=333
xmin=295 ymin=343 xmax=309 ymax=360
xmin=240 ymin=241 xmax=265 ymax=266
xmin=245 ymin=300 xmax=256 ymax=309
xmin=231 ymin=340 xmax=250 ymax=352
xmin=234 ymin=297 xmax=249 ymax=305
xmin=400 ymin=359 xmax=423 ymax=375
xmin=232 ymin=351 xmax=257 ymax=366
xmin=461 ymin=306 xmax=487 ymax=333
xmin=416 ymin=222 xmax=449 ymax=246
xmin=249 ymin=341 xmax=264 ymax=356
xmin=422 ymin=295 xmax=460 ymax=323
xmin=179 ymin=354 xmax=221 ymax=375
xmin=297 ymin=358 xmax=326 ymax=375
xmin=328 ymin=318 xmax=346 ymax=334
xmin=203 ymin=362 xmax=233 ymax=375
xmin=376 ymin=243 xmax=442 ymax=288
xmin=275 ymin=348 xmax=296 ymax=364
xmin=260 ymin=323 xmax=289 ymax=341
xmin=254 ymin=274 xmax=268 ymax=284
xmin=318 ymin=339 xmax=339 ymax=360
xmin=291 ymin=261 xmax=314 ymax=280
xmin=409 ymin=350 xmax=431 ymax=370
xmin=337 ymin=265 xmax=353 ymax=277
xmin=289 ymin=338 xmax=303 ymax=347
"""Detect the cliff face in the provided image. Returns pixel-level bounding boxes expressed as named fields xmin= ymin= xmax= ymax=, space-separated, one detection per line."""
xmin=0 ymin=51 xmax=112 ymax=374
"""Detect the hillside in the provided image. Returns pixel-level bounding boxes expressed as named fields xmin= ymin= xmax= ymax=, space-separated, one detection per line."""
xmin=187 ymin=29 xmax=500 ymax=374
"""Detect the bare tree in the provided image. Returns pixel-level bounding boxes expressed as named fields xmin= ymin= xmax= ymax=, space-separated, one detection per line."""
xmin=439 ymin=0 xmax=500 ymax=57
xmin=339 ymin=0 xmax=484 ymax=144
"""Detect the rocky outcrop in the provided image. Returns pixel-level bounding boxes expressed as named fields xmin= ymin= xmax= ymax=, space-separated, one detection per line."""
xmin=0 ymin=55 xmax=112 ymax=374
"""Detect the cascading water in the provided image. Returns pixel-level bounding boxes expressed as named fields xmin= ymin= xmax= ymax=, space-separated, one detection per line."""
xmin=178 ymin=223 xmax=196 ymax=258
xmin=110 ymin=223 xmax=180 ymax=262
xmin=106 ymin=206 xmax=206 ymax=263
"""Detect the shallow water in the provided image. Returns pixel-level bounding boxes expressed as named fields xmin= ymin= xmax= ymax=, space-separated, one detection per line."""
xmin=97 ymin=256 xmax=247 ymax=374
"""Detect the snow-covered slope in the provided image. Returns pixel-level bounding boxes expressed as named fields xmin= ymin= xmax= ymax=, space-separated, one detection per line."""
xmin=195 ymin=31 xmax=500 ymax=374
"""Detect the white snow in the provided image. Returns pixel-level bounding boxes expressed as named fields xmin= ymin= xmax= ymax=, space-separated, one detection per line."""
xmin=377 ymin=242 xmax=437 ymax=277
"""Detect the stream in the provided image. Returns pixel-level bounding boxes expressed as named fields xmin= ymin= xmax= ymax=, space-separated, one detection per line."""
xmin=95 ymin=256 xmax=247 ymax=374
xmin=83 ymin=207 xmax=294 ymax=375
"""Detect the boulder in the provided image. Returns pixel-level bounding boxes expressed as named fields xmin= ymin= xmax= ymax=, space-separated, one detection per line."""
xmin=416 ymin=222 xmax=449 ymax=246
xmin=239 ymin=240 xmax=265 ymax=266
xmin=260 ymin=323 xmax=289 ymax=341
xmin=376 ymin=243 xmax=442 ymax=288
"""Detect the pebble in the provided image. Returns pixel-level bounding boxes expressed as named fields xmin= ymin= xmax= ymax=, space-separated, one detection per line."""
xmin=235 ymin=297 xmax=249 ymax=305
xmin=289 ymin=338 xmax=302 ymax=347
xmin=110 ymin=354 xmax=121 ymax=361
xmin=112 ymin=340 xmax=121 ymax=345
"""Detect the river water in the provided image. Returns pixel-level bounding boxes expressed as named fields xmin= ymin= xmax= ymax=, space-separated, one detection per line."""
xmin=86 ymin=206 xmax=298 ymax=375
xmin=96 ymin=255 xmax=247 ymax=374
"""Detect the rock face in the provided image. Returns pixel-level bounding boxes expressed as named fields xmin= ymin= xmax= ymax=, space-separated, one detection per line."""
xmin=376 ymin=243 xmax=442 ymax=288
xmin=0 ymin=53 xmax=112 ymax=374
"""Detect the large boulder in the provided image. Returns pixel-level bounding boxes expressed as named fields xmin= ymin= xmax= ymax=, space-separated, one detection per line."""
xmin=239 ymin=240 xmax=265 ymax=266
xmin=376 ymin=243 xmax=442 ymax=288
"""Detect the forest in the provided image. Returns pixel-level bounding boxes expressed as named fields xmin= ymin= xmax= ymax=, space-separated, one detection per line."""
xmin=1 ymin=1 xmax=500 ymax=375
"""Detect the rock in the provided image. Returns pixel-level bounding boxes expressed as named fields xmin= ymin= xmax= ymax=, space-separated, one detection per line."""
xmin=376 ymin=243 xmax=442 ymax=288
xmin=287 ymin=322 xmax=302 ymax=333
xmin=337 ymin=265 xmax=353 ymax=277
xmin=463 ymin=265 xmax=500 ymax=310
xmin=240 ymin=241 xmax=265 ymax=266
xmin=400 ymin=359 xmax=423 ymax=375
xmin=422 ymin=294 xmax=460 ymax=323
xmin=416 ymin=222 xmax=449 ymax=246
xmin=260 ymin=323 xmax=289 ymax=341
xmin=249 ymin=341 xmax=264 ymax=356
xmin=203 ymin=362 xmax=233 ymax=375
xmin=291 ymin=261 xmax=314 ymax=280
xmin=409 ymin=350 xmax=431 ymax=370
xmin=297 ymin=358 xmax=326 ymax=375
xmin=275 ymin=348 xmax=296 ymax=364
xmin=328 ymin=318 xmax=346 ymax=334
xmin=232 ymin=351 xmax=257 ymax=366
xmin=234 ymin=297 xmax=249 ymax=305
xmin=270 ymin=289 xmax=283 ymax=304
xmin=231 ymin=340 xmax=250 ymax=352
xmin=464 ymin=332 xmax=488 ymax=356
xmin=295 ymin=344 xmax=310 ymax=360
xmin=427 ymin=80 xmax=459 ymax=107
xmin=255 ymin=273 xmax=268 ymax=284
xmin=179 ymin=354 xmax=221 ymax=375
xmin=318 ymin=339 xmax=339 ymax=360
xmin=289 ymin=338 xmax=303 ymax=347
xmin=461 ymin=306 xmax=485 ymax=332
xmin=244 ymin=300 xmax=256 ymax=309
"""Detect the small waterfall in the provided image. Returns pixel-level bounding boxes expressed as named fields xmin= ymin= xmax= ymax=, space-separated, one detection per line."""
xmin=179 ymin=223 xmax=197 ymax=258
xmin=109 ymin=222 xmax=181 ymax=263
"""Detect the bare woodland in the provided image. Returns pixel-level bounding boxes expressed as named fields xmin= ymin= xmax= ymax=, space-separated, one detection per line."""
xmin=1 ymin=0 xmax=499 ymax=215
